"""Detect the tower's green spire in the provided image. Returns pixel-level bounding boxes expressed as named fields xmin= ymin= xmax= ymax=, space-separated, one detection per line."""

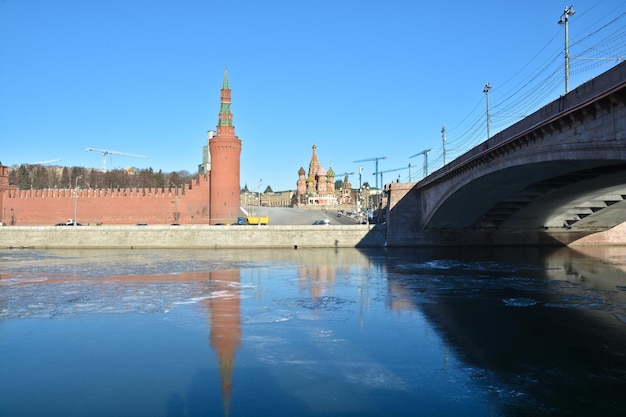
xmin=222 ymin=68 xmax=229 ymax=90
xmin=218 ymin=68 xmax=233 ymax=127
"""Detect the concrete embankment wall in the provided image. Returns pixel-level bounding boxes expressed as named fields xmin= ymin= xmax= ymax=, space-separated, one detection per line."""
xmin=0 ymin=225 xmax=387 ymax=249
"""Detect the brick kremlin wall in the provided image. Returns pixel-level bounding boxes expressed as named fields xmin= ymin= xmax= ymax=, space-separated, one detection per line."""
xmin=1 ymin=175 xmax=211 ymax=226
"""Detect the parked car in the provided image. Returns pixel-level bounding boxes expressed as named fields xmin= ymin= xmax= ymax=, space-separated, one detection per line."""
xmin=55 ymin=220 xmax=82 ymax=226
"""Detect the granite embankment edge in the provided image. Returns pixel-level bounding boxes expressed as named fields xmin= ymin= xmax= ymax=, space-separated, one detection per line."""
xmin=0 ymin=225 xmax=387 ymax=249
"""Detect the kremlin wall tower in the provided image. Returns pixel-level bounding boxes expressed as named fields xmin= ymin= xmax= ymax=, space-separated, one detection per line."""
xmin=0 ymin=70 xmax=242 ymax=226
xmin=209 ymin=70 xmax=242 ymax=224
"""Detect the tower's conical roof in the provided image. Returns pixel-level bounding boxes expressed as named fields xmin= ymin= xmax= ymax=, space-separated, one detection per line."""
xmin=222 ymin=68 xmax=229 ymax=89
xmin=310 ymin=145 xmax=318 ymax=163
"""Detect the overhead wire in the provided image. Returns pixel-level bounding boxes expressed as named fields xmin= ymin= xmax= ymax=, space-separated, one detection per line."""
xmin=420 ymin=3 xmax=625 ymax=177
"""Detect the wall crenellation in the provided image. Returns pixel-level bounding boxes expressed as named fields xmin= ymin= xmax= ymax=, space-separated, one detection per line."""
xmin=6 ymin=186 xmax=189 ymax=199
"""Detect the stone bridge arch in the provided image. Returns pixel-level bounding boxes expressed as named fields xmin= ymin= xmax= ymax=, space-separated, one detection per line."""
xmin=386 ymin=62 xmax=626 ymax=246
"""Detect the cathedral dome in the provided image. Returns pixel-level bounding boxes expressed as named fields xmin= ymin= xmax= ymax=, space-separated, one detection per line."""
xmin=317 ymin=166 xmax=327 ymax=176
xmin=326 ymin=166 xmax=335 ymax=177
xmin=298 ymin=166 xmax=305 ymax=175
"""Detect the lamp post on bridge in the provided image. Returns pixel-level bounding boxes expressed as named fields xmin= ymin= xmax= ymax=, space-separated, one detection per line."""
xmin=483 ymin=82 xmax=492 ymax=140
xmin=558 ymin=5 xmax=576 ymax=94
xmin=441 ymin=126 xmax=447 ymax=166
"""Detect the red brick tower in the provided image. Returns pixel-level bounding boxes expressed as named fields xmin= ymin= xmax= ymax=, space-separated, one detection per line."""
xmin=209 ymin=69 xmax=242 ymax=224
xmin=0 ymin=162 xmax=12 ymax=191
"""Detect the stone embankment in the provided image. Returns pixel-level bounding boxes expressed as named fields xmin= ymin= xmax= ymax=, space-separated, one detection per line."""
xmin=0 ymin=224 xmax=387 ymax=249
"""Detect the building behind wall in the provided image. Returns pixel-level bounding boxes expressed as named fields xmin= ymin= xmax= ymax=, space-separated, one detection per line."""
xmin=198 ymin=130 xmax=215 ymax=175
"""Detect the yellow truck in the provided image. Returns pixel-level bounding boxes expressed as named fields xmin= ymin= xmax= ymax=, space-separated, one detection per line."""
xmin=238 ymin=216 xmax=269 ymax=225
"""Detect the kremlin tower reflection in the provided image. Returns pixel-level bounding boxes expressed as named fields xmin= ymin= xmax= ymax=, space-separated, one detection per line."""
xmin=202 ymin=262 xmax=343 ymax=415
xmin=203 ymin=269 xmax=242 ymax=416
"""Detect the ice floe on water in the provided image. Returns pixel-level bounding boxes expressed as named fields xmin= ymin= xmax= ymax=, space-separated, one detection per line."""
xmin=396 ymin=259 xmax=551 ymax=274
xmin=342 ymin=362 xmax=409 ymax=391
xmin=502 ymin=297 xmax=538 ymax=307
xmin=0 ymin=277 xmax=252 ymax=319
xmin=310 ymin=327 xmax=347 ymax=343
xmin=275 ymin=295 xmax=356 ymax=311
xmin=0 ymin=276 xmax=49 ymax=285
xmin=270 ymin=296 xmax=356 ymax=321
xmin=245 ymin=310 xmax=292 ymax=324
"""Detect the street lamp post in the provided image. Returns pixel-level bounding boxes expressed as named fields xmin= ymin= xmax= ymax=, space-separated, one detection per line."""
xmin=558 ymin=5 xmax=576 ymax=93
xmin=441 ymin=126 xmax=447 ymax=166
xmin=257 ymin=179 xmax=262 ymax=226
xmin=258 ymin=191 xmax=262 ymax=225
xmin=364 ymin=186 xmax=370 ymax=229
xmin=74 ymin=176 xmax=82 ymax=226
xmin=483 ymin=82 xmax=492 ymax=140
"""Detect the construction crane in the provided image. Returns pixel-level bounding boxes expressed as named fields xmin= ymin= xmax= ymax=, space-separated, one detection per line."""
xmin=354 ymin=156 xmax=387 ymax=189
xmin=373 ymin=165 xmax=410 ymax=187
xmin=30 ymin=158 xmax=62 ymax=165
xmin=410 ymin=148 xmax=432 ymax=178
xmin=86 ymin=148 xmax=148 ymax=171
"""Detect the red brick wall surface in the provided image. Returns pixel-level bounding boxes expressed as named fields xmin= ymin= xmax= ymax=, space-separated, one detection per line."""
xmin=1 ymin=175 xmax=211 ymax=226
xmin=209 ymin=136 xmax=242 ymax=225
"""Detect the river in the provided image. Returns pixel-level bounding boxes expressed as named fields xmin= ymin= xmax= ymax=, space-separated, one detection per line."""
xmin=1 ymin=246 xmax=625 ymax=416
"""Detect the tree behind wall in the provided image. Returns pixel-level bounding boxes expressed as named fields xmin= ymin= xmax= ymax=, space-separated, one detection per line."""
xmin=7 ymin=164 xmax=194 ymax=190
xmin=17 ymin=165 xmax=30 ymax=189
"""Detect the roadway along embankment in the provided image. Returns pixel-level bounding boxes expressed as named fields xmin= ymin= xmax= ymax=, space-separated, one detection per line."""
xmin=0 ymin=225 xmax=387 ymax=249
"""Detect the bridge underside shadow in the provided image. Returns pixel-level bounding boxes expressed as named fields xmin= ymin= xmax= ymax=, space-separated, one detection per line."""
xmin=428 ymin=160 xmax=626 ymax=232
xmin=387 ymin=160 xmax=626 ymax=247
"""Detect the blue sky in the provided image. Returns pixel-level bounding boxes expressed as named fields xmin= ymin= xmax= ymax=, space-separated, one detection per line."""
xmin=1 ymin=0 xmax=624 ymax=191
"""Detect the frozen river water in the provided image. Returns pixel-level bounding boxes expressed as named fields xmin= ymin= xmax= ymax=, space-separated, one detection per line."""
xmin=1 ymin=246 xmax=625 ymax=416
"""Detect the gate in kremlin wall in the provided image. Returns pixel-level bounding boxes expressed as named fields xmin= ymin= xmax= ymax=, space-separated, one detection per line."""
xmin=0 ymin=70 xmax=242 ymax=226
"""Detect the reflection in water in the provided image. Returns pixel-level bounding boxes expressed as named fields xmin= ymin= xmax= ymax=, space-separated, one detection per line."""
xmin=0 ymin=264 xmax=245 ymax=417
xmin=298 ymin=264 xmax=336 ymax=300
xmin=204 ymin=269 xmax=241 ymax=417
xmin=383 ymin=246 xmax=626 ymax=416
xmin=1 ymin=246 xmax=625 ymax=416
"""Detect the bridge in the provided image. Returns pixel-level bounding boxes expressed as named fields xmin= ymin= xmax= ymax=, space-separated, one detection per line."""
xmin=386 ymin=61 xmax=626 ymax=246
